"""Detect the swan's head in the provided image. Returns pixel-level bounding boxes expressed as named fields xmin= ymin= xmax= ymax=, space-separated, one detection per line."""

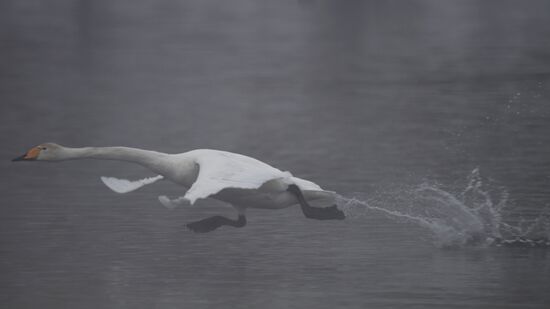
xmin=12 ymin=143 xmax=66 ymax=162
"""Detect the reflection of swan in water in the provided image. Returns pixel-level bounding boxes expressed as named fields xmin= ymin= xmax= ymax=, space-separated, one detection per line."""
xmin=13 ymin=143 xmax=344 ymax=233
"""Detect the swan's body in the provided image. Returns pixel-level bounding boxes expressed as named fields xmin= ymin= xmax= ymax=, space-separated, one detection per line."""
xmin=102 ymin=148 xmax=334 ymax=209
xmin=13 ymin=143 xmax=344 ymax=232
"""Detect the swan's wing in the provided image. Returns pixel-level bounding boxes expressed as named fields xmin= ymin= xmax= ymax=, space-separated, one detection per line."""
xmin=158 ymin=195 xmax=189 ymax=209
xmin=101 ymin=175 xmax=164 ymax=194
xmin=183 ymin=152 xmax=290 ymax=204
xmin=290 ymin=176 xmax=323 ymax=191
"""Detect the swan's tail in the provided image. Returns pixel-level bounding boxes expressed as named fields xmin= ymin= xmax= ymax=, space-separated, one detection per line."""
xmin=303 ymin=190 xmax=337 ymax=207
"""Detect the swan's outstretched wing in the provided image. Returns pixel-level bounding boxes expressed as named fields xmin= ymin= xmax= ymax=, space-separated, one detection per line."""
xmin=101 ymin=175 xmax=164 ymax=194
xmin=183 ymin=151 xmax=292 ymax=204
xmin=158 ymin=195 xmax=188 ymax=209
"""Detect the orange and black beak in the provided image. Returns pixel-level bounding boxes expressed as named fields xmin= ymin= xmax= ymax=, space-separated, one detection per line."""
xmin=12 ymin=147 xmax=40 ymax=162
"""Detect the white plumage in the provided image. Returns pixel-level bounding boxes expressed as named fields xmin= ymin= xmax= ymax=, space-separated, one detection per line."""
xmin=100 ymin=149 xmax=333 ymax=209
xmin=183 ymin=150 xmax=324 ymax=204
xmin=101 ymin=175 xmax=164 ymax=194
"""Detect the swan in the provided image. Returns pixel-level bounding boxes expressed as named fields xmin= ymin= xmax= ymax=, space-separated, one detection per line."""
xmin=12 ymin=143 xmax=344 ymax=232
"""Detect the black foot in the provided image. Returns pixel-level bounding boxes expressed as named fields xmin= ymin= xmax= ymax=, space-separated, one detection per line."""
xmin=304 ymin=204 xmax=345 ymax=220
xmin=186 ymin=215 xmax=246 ymax=233
xmin=287 ymin=184 xmax=345 ymax=220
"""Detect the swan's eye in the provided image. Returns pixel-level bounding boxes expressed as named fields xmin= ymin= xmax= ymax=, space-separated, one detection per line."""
xmin=40 ymin=147 xmax=47 ymax=150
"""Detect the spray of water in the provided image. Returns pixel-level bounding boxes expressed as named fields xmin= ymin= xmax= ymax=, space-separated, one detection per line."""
xmin=336 ymin=168 xmax=550 ymax=248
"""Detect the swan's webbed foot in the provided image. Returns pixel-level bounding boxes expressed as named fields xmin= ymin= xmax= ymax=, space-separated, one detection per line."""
xmin=186 ymin=215 xmax=247 ymax=233
xmin=303 ymin=204 xmax=345 ymax=220
xmin=287 ymin=184 xmax=345 ymax=220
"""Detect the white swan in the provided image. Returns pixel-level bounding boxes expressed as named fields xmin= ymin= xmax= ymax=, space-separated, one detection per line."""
xmin=13 ymin=143 xmax=344 ymax=232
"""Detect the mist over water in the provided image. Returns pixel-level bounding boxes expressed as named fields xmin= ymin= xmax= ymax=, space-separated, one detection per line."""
xmin=2 ymin=0 xmax=550 ymax=308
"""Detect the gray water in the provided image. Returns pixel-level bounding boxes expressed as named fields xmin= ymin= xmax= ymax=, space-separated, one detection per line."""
xmin=1 ymin=0 xmax=550 ymax=308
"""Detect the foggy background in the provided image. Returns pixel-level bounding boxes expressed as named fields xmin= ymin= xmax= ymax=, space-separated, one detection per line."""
xmin=1 ymin=1 xmax=550 ymax=308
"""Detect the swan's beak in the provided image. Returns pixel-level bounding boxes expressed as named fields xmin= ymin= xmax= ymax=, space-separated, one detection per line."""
xmin=12 ymin=154 xmax=29 ymax=161
xmin=12 ymin=147 xmax=40 ymax=162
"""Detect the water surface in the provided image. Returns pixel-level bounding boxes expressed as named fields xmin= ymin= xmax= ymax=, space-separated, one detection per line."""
xmin=1 ymin=1 xmax=550 ymax=308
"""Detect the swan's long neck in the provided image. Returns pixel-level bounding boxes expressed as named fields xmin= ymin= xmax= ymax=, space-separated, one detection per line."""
xmin=61 ymin=147 xmax=171 ymax=173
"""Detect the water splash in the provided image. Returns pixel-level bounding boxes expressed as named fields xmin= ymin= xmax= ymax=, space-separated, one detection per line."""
xmin=337 ymin=169 xmax=550 ymax=248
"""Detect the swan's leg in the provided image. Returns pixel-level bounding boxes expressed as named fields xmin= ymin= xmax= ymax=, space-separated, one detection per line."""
xmin=186 ymin=215 xmax=246 ymax=233
xmin=287 ymin=184 xmax=345 ymax=220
